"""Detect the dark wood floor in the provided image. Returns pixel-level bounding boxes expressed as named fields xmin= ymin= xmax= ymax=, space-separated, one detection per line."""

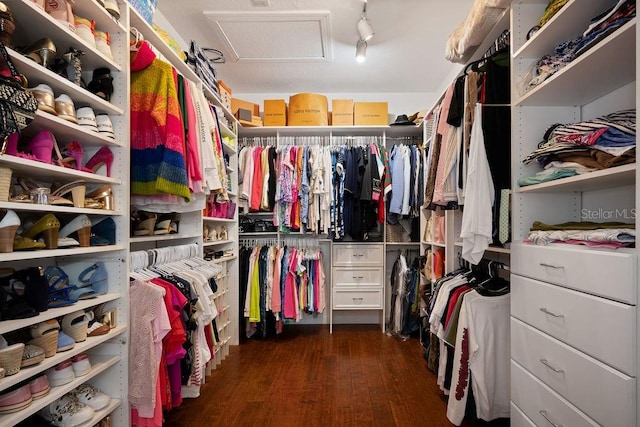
xmin=164 ymin=325 xmax=510 ymax=427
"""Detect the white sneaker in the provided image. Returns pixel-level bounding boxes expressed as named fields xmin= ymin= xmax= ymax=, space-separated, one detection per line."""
xmin=95 ymin=114 xmax=115 ymax=139
xmin=71 ymin=353 xmax=92 ymax=377
xmin=38 ymin=393 xmax=95 ymax=427
xmin=69 ymin=383 xmax=110 ymax=411
xmin=46 ymin=360 xmax=75 ymax=387
xmin=76 ymin=106 xmax=98 ymax=132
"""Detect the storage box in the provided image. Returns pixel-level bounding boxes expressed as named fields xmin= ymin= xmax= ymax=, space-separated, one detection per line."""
xmin=288 ymin=93 xmax=328 ymax=126
xmin=218 ymin=80 xmax=232 ymax=112
xmin=263 ymin=99 xmax=287 ymax=126
xmin=354 ymin=102 xmax=389 ymax=126
xmin=235 ymin=108 xmax=252 ymax=122
xmin=231 ymin=98 xmax=260 ymax=117
xmin=331 ymin=99 xmax=354 ymax=126
xmin=130 ymin=0 xmax=157 ymax=24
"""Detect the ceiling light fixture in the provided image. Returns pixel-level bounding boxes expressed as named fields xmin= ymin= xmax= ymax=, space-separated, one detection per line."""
xmin=355 ymin=39 xmax=367 ymax=63
xmin=355 ymin=1 xmax=373 ymax=62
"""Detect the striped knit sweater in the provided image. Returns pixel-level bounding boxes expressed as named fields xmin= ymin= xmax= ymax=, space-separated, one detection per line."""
xmin=130 ymin=41 xmax=191 ymax=200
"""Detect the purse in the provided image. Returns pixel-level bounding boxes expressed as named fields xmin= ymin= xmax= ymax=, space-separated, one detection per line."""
xmin=0 ymin=38 xmax=38 ymax=147
xmin=185 ymin=41 xmax=222 ymax=96
xmin=239 ymin=216 xmax=254 ymax=233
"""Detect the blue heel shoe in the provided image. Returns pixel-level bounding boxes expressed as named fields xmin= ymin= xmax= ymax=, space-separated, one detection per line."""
xmin=90 ymin=217 xmax=115 ymax=246
xmin=78 ymin=262 xmax=108 ymax=295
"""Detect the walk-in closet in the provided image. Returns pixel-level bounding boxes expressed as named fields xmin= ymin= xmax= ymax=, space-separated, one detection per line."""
xmin=0 ymin=0 xmax=635 ymax=426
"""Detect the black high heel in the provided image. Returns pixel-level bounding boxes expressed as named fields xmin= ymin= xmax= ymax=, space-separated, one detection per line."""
xmin=87 ymin=68 xmax=113 ymax=101
xmin=21 ymin=37 xmax=57 ymax=69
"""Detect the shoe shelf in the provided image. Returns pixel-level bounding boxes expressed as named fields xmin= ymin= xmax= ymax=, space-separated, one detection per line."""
xmin=0 ymin=244 xmax=125 ymax=262
xmin=514 ymin=18 xmax=636 ymax=106
xmin=6 ymin=0 xmax=123 ymax=72
xmin=129 ymin=233 xmax=202 ymax=244
xmin=517 ymin=164 xmax=636 ymax=193
xmin=7 ymin=48 xmax=124 ymax=117
xmin=72 ymin=0 xmax=127 ymax=36
xmin=88 ymin=398 xmax=123 ymax=427
xmin=0 ymin=294 xmax=121 ymax=336
xmin=0 ymin=354 xmax=121 ymax=426
xmin=30 ymin=110 xmax=123 ymax=149
xmin=0 ymin=202 xmax=123 ymax=219
xmin=0 ymin=155 xmax=121 ymax=186
xmin=203 ymin=239 xmax=233 ymax=247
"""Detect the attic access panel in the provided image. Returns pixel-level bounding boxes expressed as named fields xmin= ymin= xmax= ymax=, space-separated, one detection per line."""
xmin=203 ymin=11 xmax=332 ymax=63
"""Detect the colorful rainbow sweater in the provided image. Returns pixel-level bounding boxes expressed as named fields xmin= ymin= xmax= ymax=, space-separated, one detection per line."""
xmin=130 ymin=41 xmax=191 ymax=200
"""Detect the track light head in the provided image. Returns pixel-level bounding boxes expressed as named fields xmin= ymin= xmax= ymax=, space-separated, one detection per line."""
xmin=357 ymin=16 xmax=374 ymax=42
xmin=356 ymin=39 xmax=367 ymax=63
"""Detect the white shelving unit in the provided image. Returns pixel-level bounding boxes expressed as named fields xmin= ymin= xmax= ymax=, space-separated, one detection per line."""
xmin=0 ymin=0 xmax=130 ymax=425
xmin=509 ymin=1 xmax=637 ymax=425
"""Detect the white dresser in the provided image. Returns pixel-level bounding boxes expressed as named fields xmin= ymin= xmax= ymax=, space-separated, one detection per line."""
xmin=330 ymin=243 xmax=385 ymax=333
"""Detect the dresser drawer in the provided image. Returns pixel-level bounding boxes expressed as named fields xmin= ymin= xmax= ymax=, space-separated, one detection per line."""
xmin=332 ymin=267 xmax=383 ymax=288
xmin=332 ymin=244 xmax=384 ymax=266
xmin=511 ymin=275 xmax=635 ymax=376
xmin=511 ymin=360 xmax=599 ymax=427
xmin=511 ymin=317 xmax=635 ymax=426
xmin=332 ymin=289 xmax=383 ymax=309
xmin=510 ymin=402 xmax=536 ymax=427
xmin=511 ymin=242 xmax=636 ymax=304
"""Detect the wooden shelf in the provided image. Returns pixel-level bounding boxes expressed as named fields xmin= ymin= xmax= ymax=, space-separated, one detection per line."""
xmin=28 ymin=110 xmax=123 ymax=149
xmin=129 ymin=233 xmax=200 ymax=243
xmin=204 ymin=239 xmax=234 ymax=247
xmin=517 ymin=164 xmax=636 ymax=193
xmin=239 ymin=125 xmax=423 ymax=138
xmin=514 ymin=19 xmax=636 ymax=106
xmin=203 ymin=217 xmax=236 ymax=222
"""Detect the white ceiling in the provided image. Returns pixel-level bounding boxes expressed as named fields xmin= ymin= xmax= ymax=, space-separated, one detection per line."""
xmin=155 ymin=0 xmax=475 ymax=95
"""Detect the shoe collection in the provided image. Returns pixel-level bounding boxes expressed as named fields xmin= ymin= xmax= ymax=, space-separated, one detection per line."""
xmin=203 ymin=224 xmax=228 ymax=242
xmin=131 ymin=211 xmax=181 ymax=237
xmin=0 ymin=209 xmax=115 ymax=252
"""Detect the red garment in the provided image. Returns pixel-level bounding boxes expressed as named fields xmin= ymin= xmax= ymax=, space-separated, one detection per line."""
xmin=250 ymin=147 xmax=264 ymax=211
xmin=444 ymin=285 xmax=471 ymax=329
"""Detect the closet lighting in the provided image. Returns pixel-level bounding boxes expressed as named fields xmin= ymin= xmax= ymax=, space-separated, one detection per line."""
xmin=355 ymin=1 xmax=373 ymax=62
xmin=356 ymin=39 xmax=367 ymax=62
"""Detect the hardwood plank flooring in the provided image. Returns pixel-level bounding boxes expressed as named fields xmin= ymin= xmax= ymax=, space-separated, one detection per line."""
xmin=164 ymin=325 xmax=510 ymax=427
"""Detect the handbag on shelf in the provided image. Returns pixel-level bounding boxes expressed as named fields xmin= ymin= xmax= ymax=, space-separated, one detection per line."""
xmin=239 ymin=216 xmax=254 ymax=233
xmin=185 ymin=40 xmax=223 ymax=96
xmin=253 ymin=219 xmax=277 ymax=233
xmin=0 ymin=38 xmax=37 ymax=149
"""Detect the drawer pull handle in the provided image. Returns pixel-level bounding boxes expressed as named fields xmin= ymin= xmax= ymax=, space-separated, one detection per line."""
xmin=539 ymin=307 xmax=564 ymax=318
xmin=540 ymin=262 xmax=564 ymax=269
xmin=539 ymin=410 xmax=563 ymax=427
xmin=353 ymin=254 xmax=364 ymax=257
xmin=352 ymin=276 xmax=364 ymax=280
xmin=540 ymin=358 xmax=564 ymax=373
xmin=353 ymin=297 xmax=364 ymax=304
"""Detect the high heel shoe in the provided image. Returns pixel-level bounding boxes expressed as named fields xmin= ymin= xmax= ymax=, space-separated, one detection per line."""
xmin=84 ymin=146 xmax=113 ymax=177
xmin=78 ymin=262 xmax=107 ymax=295
xmin=24 ymin=130 xmax=54 ymax=164
xmin=13 ymin=177 xmax=74 ymax=206
xmin=0 ymin=3 xmax=16 ymax=48
xmin=51 ymin=180 xmax=85 ymax=208
xmin=57 ymin=141 xmax=92 ymax=173
xmin=0 ymin=210 xmax=19 ymax=253
xmin=87 ymin=68 xmax=113 ymax=102
xmin=131 ymin=211 xmax=156 ymax=236
xmin=85 ymin=185 xmax=113 ymax=210
xmin=21 ymin=38 xmax=57 ymax=69
xmin=21 ymin=214 xmax=60 ymax=249
xmin=59 ymin=214 xmax=90 ymax=247
xmin=52 ymin=48 xmax=85 ymax=88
